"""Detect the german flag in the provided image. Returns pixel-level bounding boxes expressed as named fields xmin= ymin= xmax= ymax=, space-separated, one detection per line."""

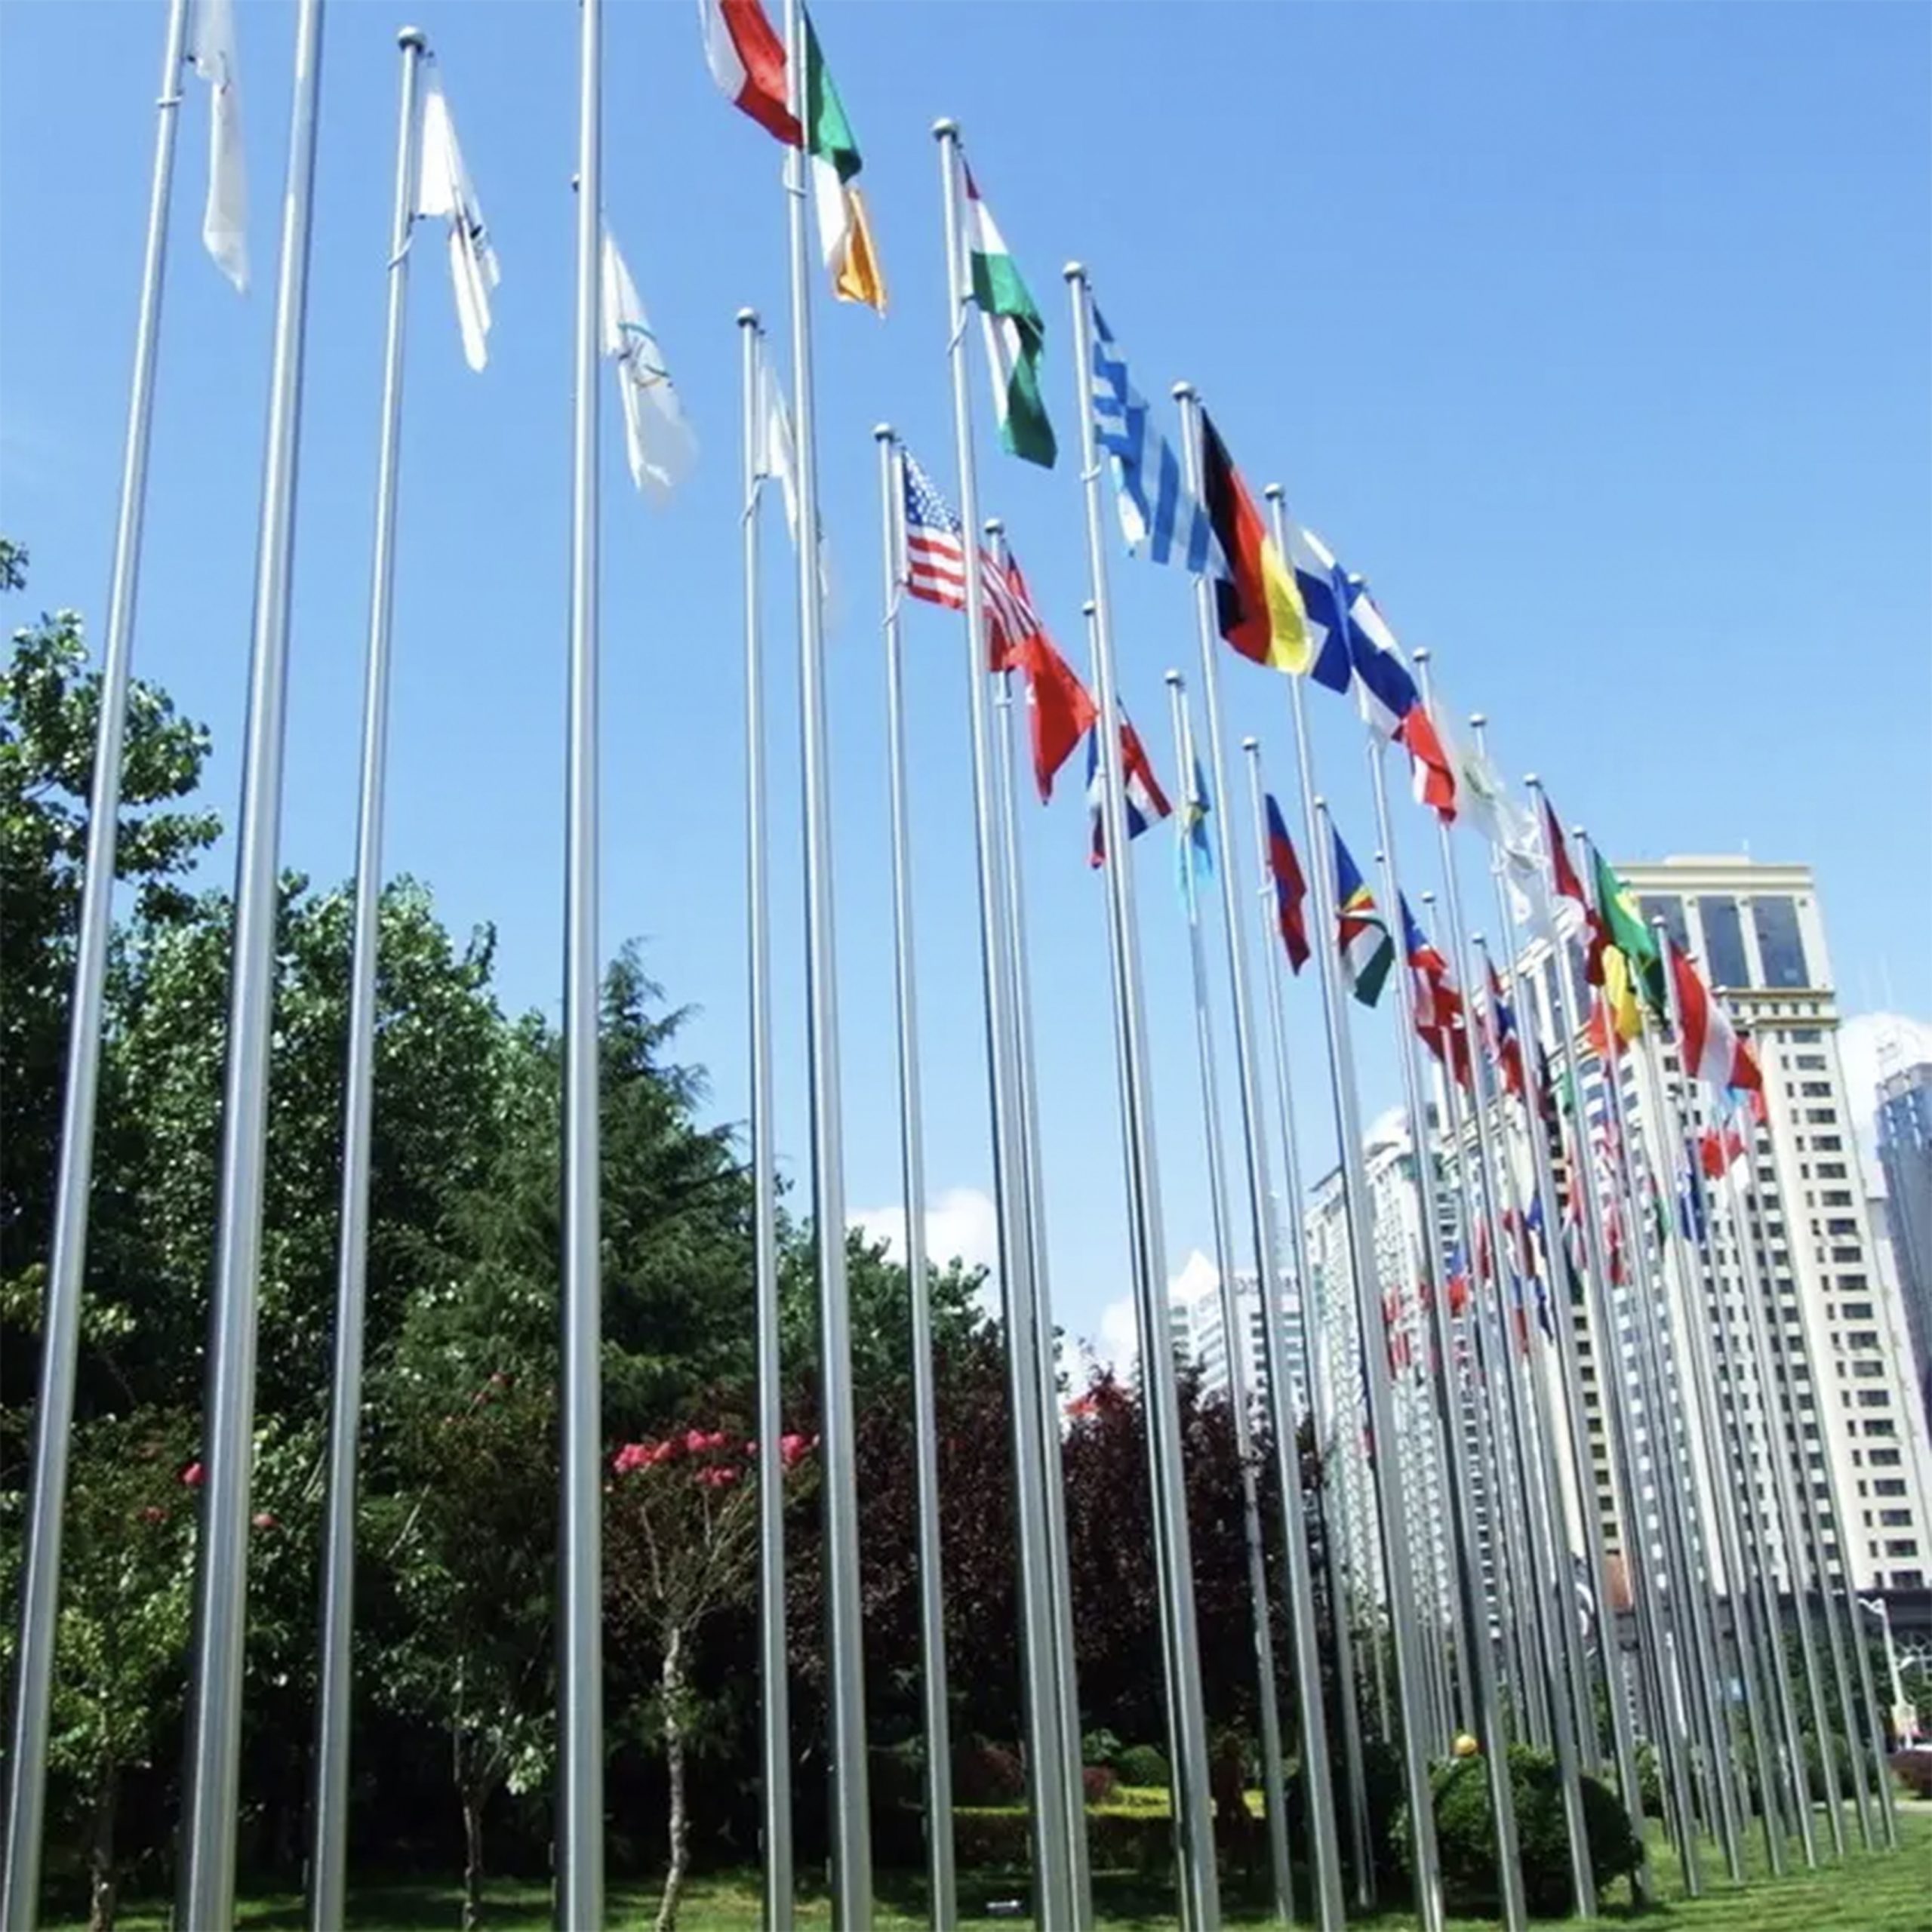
xmin=1198 ymin=409 xmax=1312 ymax=674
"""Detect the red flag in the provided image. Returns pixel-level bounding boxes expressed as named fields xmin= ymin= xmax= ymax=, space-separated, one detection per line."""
xmin=1014 ymin=635 xmax=1096 ymax=801
xmin=1263 ymin=794 xmax=1311 ymax=973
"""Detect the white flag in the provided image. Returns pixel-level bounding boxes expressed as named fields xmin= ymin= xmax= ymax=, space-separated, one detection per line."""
xmin=599 ymin=232 xmax=694 ymax=504
xmin=755 ymin=348 xmax=833 ymax=605
xmin=415 ymin=74 xmax=498 ymax=372
xmin=188 ymin=0 xmax=248 ymax=291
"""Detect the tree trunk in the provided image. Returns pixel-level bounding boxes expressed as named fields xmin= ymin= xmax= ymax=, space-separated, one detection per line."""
xmin=654 ymin=1626 xmax=690 ymax=1932
xmin=461 ymin=1780 xmax=486 ymax=1932
xmin=86 ymin=1759 xmax=118 ymax=1932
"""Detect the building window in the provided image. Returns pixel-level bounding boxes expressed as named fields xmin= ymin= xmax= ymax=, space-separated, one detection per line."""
xmin=1875 ymin=1479 xmax=1907 ymax=1497
xmin=1789 ymin=1027 xmax=1821 ymax=1043
xmin=1639 ymin=895 xmax=1690 ymax=954
xmin=1831 ymin=1246 xmax=1862 ymax=1263
xmin=1826 ymin=1217 xmax=1860 ymax=1235
xmin=1814 ymin=1135 xmax=1842 ymax=1152
xmin=1866 ymin=1419 xmax=1897 ymax=1437
xmin=1801 ymin=1081 xmax=1833 ymax=1098
xmin=1793 ymin=1053 xmax=1827 ymax=1071
xmin=1817 ymin=1162 xmax=1847 ymax=1179
xmin=1847 ymin=1330 xmax=1880 ymax=1349
xmin=1752 ymin=897 xmax=1809 ymax=988
xmin=1870 ymin=1448 xmax=1903 ymax=1467
xmin=1856 ymin=1389 xmax=1892 ymax=1408
xmin=1807 ymin=1109 xmax=1837 ymax=1125
xmin=1698 ymin=894 xmax=1751 ymax=988
xmin=1884 ymin=1540 xmax=1920 ymax=1558
xmin=1854 ymin=1361 xmax=1884 ymax=1378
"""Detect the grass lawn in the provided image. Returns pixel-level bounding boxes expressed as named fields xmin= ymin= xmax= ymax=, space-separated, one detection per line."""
xmin=47 ymin=1803 xmax=1929 ymax=1930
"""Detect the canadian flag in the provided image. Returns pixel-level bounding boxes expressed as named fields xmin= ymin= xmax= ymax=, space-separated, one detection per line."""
xmin=1670 ymin=943 xmax=1763 ymax=1094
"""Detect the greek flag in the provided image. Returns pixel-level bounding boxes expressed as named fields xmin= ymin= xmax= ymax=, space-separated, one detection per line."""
xmin=1088 ymin=301 xmax=1220 ymax=575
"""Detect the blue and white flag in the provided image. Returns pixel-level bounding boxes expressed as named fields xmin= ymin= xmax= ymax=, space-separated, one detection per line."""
xmin=1177 ymin=753 xmax=1214 ymax=900
xmin=1285 ymin=524 xmax=1356 ymax=694
xmin=1088 ymin=302 xmax=1220 ymax=574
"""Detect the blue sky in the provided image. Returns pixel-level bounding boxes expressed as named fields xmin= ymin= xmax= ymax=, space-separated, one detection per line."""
xmin=3 ymin=0 xmax=1927 ymax=1369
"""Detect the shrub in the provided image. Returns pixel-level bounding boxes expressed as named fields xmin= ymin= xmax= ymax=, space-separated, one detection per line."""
xmin=1114 ymin=1744 xmax=1171 ymax=1790
xmin=1395 ymin=1744 xmax=1643 ymax=1918
xmin=953 ymin=1738 xmax=1026 ymax=1805
xmin=951 ymin=1806 xmax=1171 ymax=1875
xmin=1081 ymin=1727 xmax=1124 ymax=1768
xmin=1082 ymin=1764 xmax=1118 ymax=1807
xmin=1286 ymin=1736 xmax=1407 ymax=1901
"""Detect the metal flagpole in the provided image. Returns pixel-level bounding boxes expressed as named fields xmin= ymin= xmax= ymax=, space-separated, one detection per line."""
xmin=1575 ymin=834 xmax=1740 ymax=1873
xmin=1164 ymin=676 xmax=1296 ymax=1929
xmin=558 ymin=0 xmax=605 ymax=1918
xmin=1243 ymin=727 xmax=1379 ymax=1910
xmin=309 ymin=30 xmax=426 ymax=1930
xmin=748 ymin=314 xmax=795 ymax=1932
xmin=1523 ymin=783 xmax=1693 ymax=1894
xmin=1062 ymin=265 xmax=1220 ymax=1932
xmin=933 ymin=127 xmax=1071 ymax=1922
xmin=983 ymin=518 xmax=1091 ymax=1925
xmin=1469 ymin=797 xmax=1650 ymax=1859
xmin=1 ymin=0 xmax=192 ymax=1917
xmin=786 ymin=5 xmax=870 ymax=1913
xmin=1640 ymin=938 xmax=1788 ymax=1875
xmin=875 ymin=429 xmax=955 ymax=1931
xmin=178 ymin=2 xmax=327 ymax=1920
xmin=1170 ymin=412 xmax=1344 ymax=1932
xmin=1404 ymin=691 xmax=1592 ymax=1903
xmin=1304 ymin=788 xmax=1445 ymax=1932
xmin=1721 ymin=1081 xmax=1863 ymax=1853
xmin=1361 ymin=756 xmax=1529 ymax=1931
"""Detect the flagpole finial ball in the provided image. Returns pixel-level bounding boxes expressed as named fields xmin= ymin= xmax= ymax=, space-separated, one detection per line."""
xmin=983 ymin=517 xmax=1003 ymax=537
xmin=1524 ymin=772 xmax=1540 ymax=789
xmin=1241 ymin=735 xmax=1259 ymax=752
xmin=1264 ymin=482 xmax=1283 ymax=502
xmin=1472 ymin=931 xmax=1486 ymax=949
xmin=1081 ymin=601 xmax=1096 ymax=617
xmin=873 ymin=423 xmax=894 ymax=444
xmin=1413 ymin=647 xmax=1431 ymax=665
xmin=1164 ymin=669 xmax=1182 ymax=688
xmin=1470 ymin=711 xmax=1487 ymax=728
xmin=931 ymin=117 xmax=959 ymax=141
xmin=397 ymin=26 xmax=428 ymax=52
xmin=1171 ymin=380 xmax=1195 ymax=402
xmin=1063 ymin=260 xmax=1086 ymax=284
xmin=1423 ymin=891 xmax=1437 ymax=906
xmin=737 ymin=307 xmax=759 ymax=329
xmin=1313 ymin=795 xmax=1327 ymax=810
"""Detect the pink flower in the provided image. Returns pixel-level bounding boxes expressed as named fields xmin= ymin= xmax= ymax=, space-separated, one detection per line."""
xmin=695 ymin=1465 xmax=739 ymax=1489
xmin=181 ymin=1461 xmax=205 ymax=1490
xmin=648 ymin=1439 xmax=680 ymax=1466
xmin=251 ymin=1512 xmax=277 ymax=1532
xmin=613 ymin=1441 xmax=654 ymax=1477
xmin=137 ymin=1505 xmax=168 ymax=1525
xmin=779 ymin=1432 xmax=814 ymax=1470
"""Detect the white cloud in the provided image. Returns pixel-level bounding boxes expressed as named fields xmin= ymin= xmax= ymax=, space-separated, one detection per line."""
xmin=848 ymin=1184 xmax=1000 ymax=1280
xmin=1838 ymin=1013 xmax=1932 ymax=1179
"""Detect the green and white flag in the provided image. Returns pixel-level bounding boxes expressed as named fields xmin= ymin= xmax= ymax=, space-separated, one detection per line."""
xmin=960 ymin=162 xmax=1054 ymax=468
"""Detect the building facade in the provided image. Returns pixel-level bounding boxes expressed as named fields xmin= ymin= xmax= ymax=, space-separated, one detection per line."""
xmin=1515 ymin=857 xmax=1932 ymax=1597
xmin=1875 ymin=1057 xmax=1932 ymax=1441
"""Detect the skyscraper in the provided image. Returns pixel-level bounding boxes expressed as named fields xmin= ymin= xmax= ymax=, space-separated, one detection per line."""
xmin=1875 ymin=1056 xmax=1932 ymax=1441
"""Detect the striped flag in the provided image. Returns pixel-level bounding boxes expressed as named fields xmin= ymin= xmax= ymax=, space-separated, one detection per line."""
xmin=1263 ymin=796 xmax=1310 ymax=974
xmin=1332 ymin=828 xmax=1395 ymax=1007
xmin=1669 ymin=942 xmax=1764 ymax=1094
xmin=1087 ymin=715 xmax=1170 ymax=866
xmin=961 ymin=162 xmax=1054 ymax=466
xmin=1087 ymin=302 xmax=1219 ymax=571
xmin=901 ymin=451 xmax=966 ymax=609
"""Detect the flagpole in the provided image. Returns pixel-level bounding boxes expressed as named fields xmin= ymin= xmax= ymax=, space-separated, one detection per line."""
xmin=1638 ymin=931 xmax=1789 ymax=1875
xmin=1062 ymin=264 xmax=1219 ymax=1932
xmin=1169 ymin=408 xmax=1344 ymax=1932
xmin=178 ymin=2 xmax=326 ymax=1920
xmin=1524 ymin=783 xmax=1694 ymax=1896
xmin=748 ymin=314 xmax=796 ymax=1932
xmin=983 ymin=518 xmax=1091 ymax=1926
xmin=786 ymin=9 xmax=871 ymax=1915
xmin=0 ymin=0 xmax=192 ymax=1915
xmin=1571 ymin=832 xmax=1741 ymax=1872
xmin=873 ymin=429 xmax=956 ymax=1931
xmin=557 ymin=0 xmax=606 ymax=1920
xmin=309 ymin=30 xmax=426 ymax=1930
xmin=1239 ymin=736 xmax=1378 ymax=1906
xmin=1360 ymin=756 xmax=1530 ymax=1932
xmin=1469 ymin=786 xmax=1653 ymax=1872
xmin=932 ymin=127 xmax=1072 ymax=1922
xmin=1164 ymin=675 xmax=1296 ymax=1930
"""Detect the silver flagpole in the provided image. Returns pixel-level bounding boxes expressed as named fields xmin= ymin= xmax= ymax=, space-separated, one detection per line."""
xmin=179 ymin=2 xmax=327 ymax=1919
xmin=1 ymin=0 xmax=192 ymax=1917
xmin=749 ymin=315 xmax=795 ymax=1932
xmin=1523 ymin=782 xmax=1691 ymax=1894
xmin=1360 ymin=756 xmax=1529 ymax=1932
xmin=1061 ymin=265 xmax=1219 ymax=1932
xmin=788 ymin=6 xmax=870 ymax=1912
xmin=310 ymin=29 xmax=426 ymax=1930
xmin=1241 ymin=734 xmax=1378 ymax=1907
xmin=1169 ymin=415 xmax=1343 ymax=1932
xmin=1574 ymin=832 xmax=1740 ymax=1871
xmin=1164 ymin=675 xmax=1296 ymax=1929
xmin=558 ymin=0 xmax=605 ymax=1918
xmin=1640 ymin=932 xmax=1787 ymax=1875
xmin=1469 ymin=786 xmax=1650 ymax=1862
xmin=983 ymin=518 xmax=1093 ymax=1926
xmin=876 ymin=429 xmax=955 ymax=1931
xmin=1304 ymin=789 xmax=1444 ymax=1932
xmin=933 ymin=125 xmax=1069 ymax=1922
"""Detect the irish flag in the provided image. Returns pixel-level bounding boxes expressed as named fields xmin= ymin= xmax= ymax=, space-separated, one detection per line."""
xmin=1670 ymin=943 xmax=1763 ymax=1094
xmin=961 ymin=165 xmax=1056 ymax=467
xmin=700 ymin=0 xmax=886 ymax=312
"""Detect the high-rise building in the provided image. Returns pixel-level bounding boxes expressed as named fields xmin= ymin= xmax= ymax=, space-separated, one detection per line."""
xmin=1166 ymin=1250 xmax=1310 ymax=1423
xmin=1514 ymin=857 xmax=1932 ymax=1595
xmin=1875 ymin=1057 xmax=1932 ymax=1439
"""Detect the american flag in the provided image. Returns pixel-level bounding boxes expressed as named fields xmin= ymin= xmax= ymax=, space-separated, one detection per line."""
xmin=901 ymin=452 xmax=966 ymax=609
